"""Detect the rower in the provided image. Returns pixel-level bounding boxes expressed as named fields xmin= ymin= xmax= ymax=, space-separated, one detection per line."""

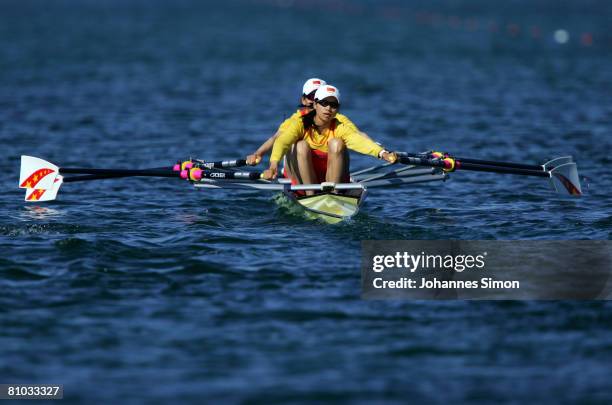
xmin=263 ymin=85 xmax=397 ymax=195
xmin=246 ymin=78 xmax=374 ymax=167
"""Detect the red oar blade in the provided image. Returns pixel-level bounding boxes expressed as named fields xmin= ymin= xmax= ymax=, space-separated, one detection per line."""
xmin=549 ymin=162 xmax=582 ymax=196
xmin=19 ymin=155 xmax=60 ymax=190
xmin=24 ymin=175 xmax=64 ymax=202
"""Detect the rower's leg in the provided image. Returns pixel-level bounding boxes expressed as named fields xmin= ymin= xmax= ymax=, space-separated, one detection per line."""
xmin=284 ymin=144 xmax=297 ymax=180
xmin=326 ymin=138 xmax=349 ymax=184
xmin=296 ymin=140 xmax=317 ymax=196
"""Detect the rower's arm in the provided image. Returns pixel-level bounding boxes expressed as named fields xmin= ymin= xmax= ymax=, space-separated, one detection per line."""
xmin=359 ymin=130 xmax=374 ymax=142
xmin=248 ymin=115 xmax=297 ymax=165
xmin=344 ymin=124 xmax=375 ymax=143
xmin=345 ymin=123 xmax=374 ymax=143
xmin=247 ymin=132 xmax=279 ymax=165
xmin=255 ymin=132 xmax=279 ymax=155
xmin=269 ymin=120 xmax=302 ymax=164
xmin=339 ymin=126 xmax=384 ymax=158
xmin=263 ymin=124 xmax=301 ymax=179
xmin=337 ymin=113 xmax=375 ymax=142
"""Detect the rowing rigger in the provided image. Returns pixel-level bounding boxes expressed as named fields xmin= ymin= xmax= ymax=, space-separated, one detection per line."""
xmin=18 ymin=152 xmax=582 ymax=223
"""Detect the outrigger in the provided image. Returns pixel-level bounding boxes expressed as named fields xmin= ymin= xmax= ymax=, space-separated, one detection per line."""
xmin=18 ymin=152 xmax=582 ymax=224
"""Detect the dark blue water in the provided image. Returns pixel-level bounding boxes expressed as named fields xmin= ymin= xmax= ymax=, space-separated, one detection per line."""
xmin=1 ymin=0 xmax=612 ymax=402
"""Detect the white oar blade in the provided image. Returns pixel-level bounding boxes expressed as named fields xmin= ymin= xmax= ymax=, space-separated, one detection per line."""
xmin=24 ymin=176 xmax=63 ymax=202
xmin=19 ymin=155 xmax=59 ymax=190
xmin=549 ymin=162 xmax=582 ymax=196
xmin=543 ymin=156 xmax=573 ymax=171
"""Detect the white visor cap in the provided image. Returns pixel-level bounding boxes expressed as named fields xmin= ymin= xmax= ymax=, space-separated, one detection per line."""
xmin=302 ymin=78 xmax=326 ymax=96
xmin=314 ymin=85 xmax=341 ymax=104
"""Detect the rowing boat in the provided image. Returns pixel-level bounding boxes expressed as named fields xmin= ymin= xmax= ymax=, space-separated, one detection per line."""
xmin=283 ymin=188 xmax=366 ymax=224
xmin=192 ymin=164 xmax=447 ymax=223
xmin=17 ymin=152 xmax=582 ymax=223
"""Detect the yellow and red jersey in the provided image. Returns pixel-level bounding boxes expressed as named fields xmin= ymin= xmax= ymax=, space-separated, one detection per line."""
xmin=270 ymin=110 xmax=382 ymax=162
xmin=277 ymin=109 xmax=358 ymax=133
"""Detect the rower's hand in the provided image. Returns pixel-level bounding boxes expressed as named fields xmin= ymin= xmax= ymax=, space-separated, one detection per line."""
xmin=246 ymin=153 xmax=262 ymax=166
xmin=381 ymin=151 xmax=398 ymax=164
xmin=262 ymin=162 xmax=278 ymax=180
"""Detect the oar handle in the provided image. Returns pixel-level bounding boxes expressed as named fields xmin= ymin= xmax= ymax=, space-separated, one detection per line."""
xmin=190 ymin=159 xmax=248 ymax=169
xmin=182 ymin=168 xmax=262 ymax=181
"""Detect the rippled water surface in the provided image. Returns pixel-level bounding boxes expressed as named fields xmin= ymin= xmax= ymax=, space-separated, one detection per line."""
xmin=1 ymin=0 xmax=612 ymax=402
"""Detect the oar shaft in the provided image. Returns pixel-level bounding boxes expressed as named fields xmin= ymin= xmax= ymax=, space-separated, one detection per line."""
xmin=63 ymin=167 xmax=173 ymax=183
xmin=453 ymin=157 xmax=542 ymax=171
xmin=397 ymin=152 xmax=544 ymax=171
xmin=458 ymin=162 xmax=550 ymax=177
xmin=398 ymin=156 xmax=550 ymax=177
xmin=59 ymin=168 xmax=178 ymax=177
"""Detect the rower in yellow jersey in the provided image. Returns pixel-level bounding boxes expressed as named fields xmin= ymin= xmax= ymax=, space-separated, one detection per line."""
xmin=263 ymin=85 xmax=397 ymax=195
xmin=246 ymin=78 xmax=374 ymax=169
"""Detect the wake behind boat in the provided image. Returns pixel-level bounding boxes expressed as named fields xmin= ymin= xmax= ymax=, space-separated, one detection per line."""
xmin=18 ymin=152 xmax=582 ymax=224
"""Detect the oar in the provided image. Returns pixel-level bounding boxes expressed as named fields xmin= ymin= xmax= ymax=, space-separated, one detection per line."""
xmin=397 ymin=155 xmax=544 ymax=176
xmin=396 ymin=154 xmax=582 ymax=196
xmin=60 ymin=159 xmax=249 ymax=178
xmin=18 ymin=155 xmax=263 ymax=201
xmin=62 ymin=159 xmax=250 ymax=183
xmin=396 ymin=152 xmax=573 ymax=172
